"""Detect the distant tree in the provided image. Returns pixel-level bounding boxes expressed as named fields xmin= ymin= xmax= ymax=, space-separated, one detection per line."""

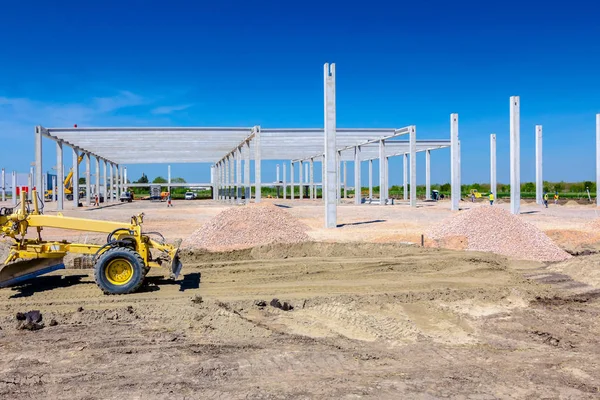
xmin=470 ymin=183 xmax=482 ymax=191
xmin=136 ymin=173 xmax=149 ymax=184
xmin=501 ymin=184 xmax=510 ymax=192
xmin=78 ymin=177 xmax=85 ymax=184
xmin=172 ymin=177 xmax=186 ymax=184
xmin=522 ymin=182 xmax=535 ymax=192
xmin=153 ymin=176 xmax=168 ymax=184
xmin=583 ymin=181 xmax=595 ymax=193
xmin=553 ymin=181 xmax=565 ymax=192
xmin=569 ymin=183 xmax=584 ymax=193
xmin=440 ymin=183 xmax=451 ymax=192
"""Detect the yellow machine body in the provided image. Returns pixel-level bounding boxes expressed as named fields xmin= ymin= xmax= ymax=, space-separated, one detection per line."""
xmin=0 ymin=190 xmax=182 ymax=294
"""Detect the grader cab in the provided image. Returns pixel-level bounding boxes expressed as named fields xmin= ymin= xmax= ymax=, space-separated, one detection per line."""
xmin=0 ymin=190 xmax=182 ymax=294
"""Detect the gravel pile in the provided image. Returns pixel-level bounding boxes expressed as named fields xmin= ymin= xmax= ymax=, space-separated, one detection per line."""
xmin=183 ymin=203 xmax=310 ymax=251
xmin=428 ymin=206 xmax=571 ymax=262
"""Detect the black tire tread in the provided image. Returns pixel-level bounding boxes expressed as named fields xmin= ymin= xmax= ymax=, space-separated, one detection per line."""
xmin=94 ymin=247 xmax=145 ymax=295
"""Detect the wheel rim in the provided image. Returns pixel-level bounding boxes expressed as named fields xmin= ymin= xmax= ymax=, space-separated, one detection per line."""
xmin=105 ymin=259 xmax=134 ymax=286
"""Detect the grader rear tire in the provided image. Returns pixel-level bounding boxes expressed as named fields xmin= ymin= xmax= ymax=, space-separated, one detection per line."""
xmin=94 ymin=247 xmax=146 ymax=295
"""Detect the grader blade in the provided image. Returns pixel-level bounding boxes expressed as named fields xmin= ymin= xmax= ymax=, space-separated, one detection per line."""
xmin=0 ymin=258 xmax=66 ymax=288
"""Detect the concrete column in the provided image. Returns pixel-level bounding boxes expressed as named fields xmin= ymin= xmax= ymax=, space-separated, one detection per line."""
xmin=310 ymin=159 xmax=314 ymax=199
xmin=229 ymin=155 xmax=235 ymax=203
xmin=324 ymin=62 xmax=337 ymax=228
xmin=535 ymin=125 xmax=543 ymax=205
xmin=123 ymin=166 xmax=128 ymax=192
xmin=369 ymin=159 xmax=373 ymax=199
xmin=51 ymin=176 xmax=56 ymax=202
xmin=403 ymin=154 xmax=408 ymax=201
xmin=28 ymin=167 xmax=33 ymax=201
xmin=354 ymin=146 xmax=361 ymax=205
xmin=56 ymin=142 xmax=64 ymax=210
xmin=103 ymin=160 xmax=108 ymax=203
xmin=425 ymin=150 xmax=431 ymax=200
xmin=224 ymin=156 xmax=230 ymax=201
xmin=237 ymin=147 xmax=242 ymax=201
xmin=254 ymin=127 xmax=262 ymax=203
xmin=410 ymin=126 xmax=417 ymax=207
xmin=1 ymin=168 xmax=5 ymax=202
xmin=85 ymin=153 xmax=91 ymax=205
xmin=210 ymin=166 xmax=216 ymax=200
xmin=72 ymin=149 xmax=80 ymax=208
xmin=299 ymin=160 xmax=303 ymax=200
xmin=109 ymin=162 xmax=114 ymax=201
xmin=379 ymin=140 xmax=386 ymax=205
xmin=597 ymin=114 xmax=600 ymax=207
xmin=510 ymin=96 xmax=521 ymax=215
xmin=337 ymin=153 xmax=341 ymax=203
xmin=115 ymin=164 xmax=120 ymax=200
xmin=244 ymin=141 xmax=250 ymax=203
xmin=34 ymin=126 xmax=43 ymax=200
xmin=490 ymin=134 xmax=497 ymax=200
xmin=343 ymin=161 xmax=347 ymax=199
xmin=450 ymin=114 xmax=460 ymax=211
xmin=11 ymin=171 xmax=17 ymax=206
xmin=386 ymin=157 xmax=389 ymax=202
xmin=95 ymin=157 xmax=100 ymax=202
xmin=283 ymin=162 xmax=287 ymax=199
xmin=167 ymin=165 xmax=171 ymax=197
xmin=291 ymin=162 xmax=295 ymax=200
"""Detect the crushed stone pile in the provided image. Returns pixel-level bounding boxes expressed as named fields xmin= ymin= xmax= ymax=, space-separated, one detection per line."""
xmin=183 ymin=203 xmax=310 ymax=251
xmin=427 ymin=206 xmax=571 ymax=262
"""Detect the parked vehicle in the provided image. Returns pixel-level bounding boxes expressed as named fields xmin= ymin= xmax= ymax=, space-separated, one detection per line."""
xmin=184 ymin=192 xmax=196 ymax=200
xmin=120 ymin=192 xmax=133 ymax=203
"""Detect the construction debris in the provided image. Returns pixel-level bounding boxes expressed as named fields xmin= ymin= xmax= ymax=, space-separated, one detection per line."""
xmin=16 ymin=310 xmax=44 ymax=331
xmin=427 ymin=206 xmax=571 ymax=262
xmin=182 ymin=203 xmax=310 ymax=251
xmin=270 ymin=298 xmax=293 ymax=311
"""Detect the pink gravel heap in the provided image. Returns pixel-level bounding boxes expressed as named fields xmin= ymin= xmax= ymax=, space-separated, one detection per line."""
xmin=427 ymin=206 xmax=571 ymax=262
xmin=183 ymin=203 xmax=310 ymax=251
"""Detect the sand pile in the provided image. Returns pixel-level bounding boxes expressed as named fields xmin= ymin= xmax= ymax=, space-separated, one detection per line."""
xmin=563 ymin=200 xmax=580 ymax=207
xmin=548 ymin=255 xmax=600 ymax=288
xmin=427 ymin=206 xmax=571 ymax=262
xmin=183 ymin=203 xmax=310 ymax=251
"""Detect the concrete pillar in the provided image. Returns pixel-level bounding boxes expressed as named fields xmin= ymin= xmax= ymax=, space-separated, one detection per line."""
xmin=123 ymin=166 xmax=128 ymax=192
xmin=237 ymin=147 xmax=242 ymax=201
xmin=254 ymin=127 xmax=262 ymax=203
xmin=109 ymin=162 xmax=114 ymax=201
xmin=450 ymin=114 xmax=460 ymax=211
xmin=490 ymin=134 xmax=497 ymax=200
xmin=72 ymin=149 xmax=80 ymax=207
xmin=410 ymin=126 xmax=417 ymax=207
xmin=114 ymin=164 xmax=120 ymax=201
xmin=291 ymin=162 xmax=295 ymax=200
xmin=229 ymin=154 xmax=235 ymax=203
xmin=244 ymin=141 xmax=250 ymax=203
xmin=95 ymin=157 xmax=100 ymax=202
xmin=299 ymin=160 xmax=303 ymax=200
xmin=310 ymin=158 xmax=314 ymax=199
xmin=343 ymin=161 xmax=347 ymax=199
xmin=403 ymin=154 xmax=408 ymax=201
xmin=510 ymin=96 xmax=521 ymax=215
xmin=379 ymin=140 xmax=386 ymax=205
xmin=1 ymin=168 xmax=5 ymax=202
xmin=51 ymin=176 xmax=56 ymax=202
xmin=224 ymin=156 xmax=230 ymax=201
xmin=102 ymin=160 xmax=107 ymax=203
xmin=11 ymin=171 xmax=17 ymax=206
xmin=56 ymin=142 xmax=64 ymax=210
xmin=354 ymin=146 xmax=361 ymax=205
xmin=85 ymin=153 xmax=91 ymax=206
xmin=324 ymin=63 xmax=337 ymax=228
xmin=425 ymin=150 xmax=431 ymax=200
xmin=28 ymin=167 xmax=33 ymax=201
xmin=167 ymin=165 xmax=171 ymax=197
xmin=337 ymin=153 xmax=341 ymax=203
xmin=535 ymin=125 xmax=543 ymax=205
xmin=283 ymin=162 xmax=287 ymax=199
xmin=369 ymin=159 xmax=373 ymax=199
xmin=34 ymin=126 xmax=43 ymax=200
xmin=597 ymin=114 xmax=600 ymax=207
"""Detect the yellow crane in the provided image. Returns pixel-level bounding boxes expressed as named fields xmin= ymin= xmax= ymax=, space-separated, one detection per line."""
xmin=45 ymin=155 xmax=85 ymax=200
xmin=0 ymin=190 xmax=182 ymax=294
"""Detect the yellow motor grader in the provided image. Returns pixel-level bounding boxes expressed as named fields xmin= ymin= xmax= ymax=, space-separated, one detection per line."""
xmin=0 ymin=190 xmax=182 ymax=295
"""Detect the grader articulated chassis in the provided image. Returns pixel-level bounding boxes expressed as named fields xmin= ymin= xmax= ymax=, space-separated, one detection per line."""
xmin=0 ymin=190 xmax=182 ymax=294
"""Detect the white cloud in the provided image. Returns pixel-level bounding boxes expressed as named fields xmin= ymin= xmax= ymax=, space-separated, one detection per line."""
xmin=151 ymin=104 xmax=193 ymax=115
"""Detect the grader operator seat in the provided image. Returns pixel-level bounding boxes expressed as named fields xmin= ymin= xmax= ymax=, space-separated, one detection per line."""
xmin=0 ymin=190 xmax=182 ymax=295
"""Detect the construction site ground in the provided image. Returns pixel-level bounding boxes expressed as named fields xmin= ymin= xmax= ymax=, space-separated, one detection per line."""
xmin=1 ymin=198 xmax=600 ymax=399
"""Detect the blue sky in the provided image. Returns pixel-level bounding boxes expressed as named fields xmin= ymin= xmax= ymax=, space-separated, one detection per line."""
xmin=0 ymin=0 xmax=599 ymax=186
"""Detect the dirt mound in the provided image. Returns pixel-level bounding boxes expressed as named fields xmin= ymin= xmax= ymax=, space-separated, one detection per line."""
xmin=548 ymin=255 xmax=600 ymax=288
xmin=563 ymin=200 xmax=580 ymax=207
xmin=182 ymin=203 xmax=310 ymax=251
xmin=0 ymin=239 xmax=10 ymax=263
xmin=427 ymin=206 xmax=571 ymax=262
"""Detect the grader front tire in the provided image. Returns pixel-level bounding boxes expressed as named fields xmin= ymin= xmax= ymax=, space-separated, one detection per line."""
xmin=94 ymin=247 xmax=146 ymax=295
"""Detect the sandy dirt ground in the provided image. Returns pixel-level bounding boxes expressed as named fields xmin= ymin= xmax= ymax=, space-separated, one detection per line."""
xmin=1 ymin=199 xmax=600 ymax=398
